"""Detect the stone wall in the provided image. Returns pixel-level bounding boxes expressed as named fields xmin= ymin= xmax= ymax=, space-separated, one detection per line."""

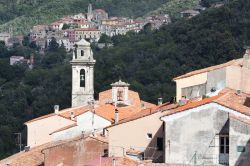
xmin=44 ymin=137 xmax=108 ymax=166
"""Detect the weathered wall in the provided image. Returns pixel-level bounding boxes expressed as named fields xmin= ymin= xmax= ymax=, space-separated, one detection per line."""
xmin=175 ymin=73 xmax=207 ymax=102
xmin=226 ymin=65 xmax=242 ymax=91
xmin=26 ymin=116 xmax=74 ymax=147
xmin=44 ymin=137 xmax=108 ymax=166
xmin=206 ymin=68 xmax=226 ymax=93
xmin=226 ymin=65 xmax=250 ymax=94
xmin=241 ymin=67 xmax=250 ymax=94
xmin=229 ymin=118 xmax=250 ymax=166
xmin=52 ymin=111 xmax=111 ymax=141
xmin=163 ymin=106 xmax=228 ymax=164
xmin=108 ymin=111 xmax=164 ymax=162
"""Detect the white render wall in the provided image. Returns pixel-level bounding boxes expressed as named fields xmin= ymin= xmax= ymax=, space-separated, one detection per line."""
xmin=52 ymin=111 xmax=111 ymax=141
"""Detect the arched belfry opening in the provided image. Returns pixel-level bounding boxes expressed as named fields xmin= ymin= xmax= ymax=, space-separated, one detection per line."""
xmin=81 ymin=50 xmax=84 ymax=56
xmin=80 ymin=69 xmax=85 ymax=87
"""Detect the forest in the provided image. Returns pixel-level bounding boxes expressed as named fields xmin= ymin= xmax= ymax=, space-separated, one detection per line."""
xmin=0 ymin=0 xmax=250 ymax=159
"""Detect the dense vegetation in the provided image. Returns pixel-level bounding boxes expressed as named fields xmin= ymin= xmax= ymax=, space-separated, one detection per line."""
xmin=0 ymin=0 xmax=169 ymax=35
xmin=145 ymin=0 xmax=200 ymax=19
xmin=0 ymin=0 xmax=250 ymax=159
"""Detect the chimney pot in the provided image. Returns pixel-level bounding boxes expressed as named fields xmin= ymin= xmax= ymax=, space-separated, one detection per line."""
xmin=236 ymin=89 xmax=241 ymax=95
xmin=158 ymin=98 xmax=163 ymax=105
xmin=54 ymin=105 xmax=59 ymax=114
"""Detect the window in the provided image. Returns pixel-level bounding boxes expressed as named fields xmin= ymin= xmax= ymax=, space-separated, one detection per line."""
xmin=81 ymin=50 xmax=84 ymax=56
xmin=220 ymin=135 xmax=229 ymax=154
xmin=117 ymin=89 xmax=123 ymax=101
xmin=103 ymin=149 xmax=108 ymax=157
xmin=147 ymin=133 xmax=152 ymax=139
xmin=80 ymin=69 xmax=85 ymax=87
xmin=157 ymin=137 xmax=163 ymax=151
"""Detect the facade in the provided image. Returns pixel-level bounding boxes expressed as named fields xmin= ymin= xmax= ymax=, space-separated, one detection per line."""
xmin=10 ymin=56 xmax=25 ymax=65
xmin=0 ymin=32 xmax=11 ymax=44
xmin=47 ymin=37 xmax=73 ymax=51
xmin=161 ymin=90 xmax=250 ymax=165
xmin=75 ymin=28 xmax=101 ymax=41
xmin=92 ymin=9 xmax=109 ymax=23
xmin=106 ymin=103 xmax=176 ymax=163
xmin=30 ymin=25 xmax=47 ymax=41
xmin=174 ymin=50 xmax=250 ymax=102
xmin=180 ymin=10 xmax=200 ymax=18
xmin=43 ymin=136 xmax=108 ymax=166
xmin=71 ymin=39 xmax=95 ymax=107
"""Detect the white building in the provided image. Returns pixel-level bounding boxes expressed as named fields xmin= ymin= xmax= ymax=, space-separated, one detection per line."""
xmin=10 ymin=56 xmax=25 ymax=65
xmin=0 ymin=32 xmax=11 ymax=44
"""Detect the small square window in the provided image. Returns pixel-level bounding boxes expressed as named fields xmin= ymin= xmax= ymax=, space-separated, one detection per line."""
xmin=147 ymin=133 xmax=152 ymax=139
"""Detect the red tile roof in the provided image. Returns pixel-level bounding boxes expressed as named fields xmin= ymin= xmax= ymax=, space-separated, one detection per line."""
xmin=0 ymin=135 xmax=108 ymax=166
xmin=161 ymin=88 xmax=250 ymax=119
xmin=75 ymin=28 xmax=100 ymax=31
xmin=106 ymin=103 xmax=175 ymax=129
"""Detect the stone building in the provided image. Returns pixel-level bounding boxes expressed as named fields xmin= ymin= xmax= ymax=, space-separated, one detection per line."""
xmin=174 ymin=49 xmax=250 ymax=102
xmin=74 ymin=28 xmax=101 ymax=42
xmin=161 ymin=89 xmax=250 ymax=165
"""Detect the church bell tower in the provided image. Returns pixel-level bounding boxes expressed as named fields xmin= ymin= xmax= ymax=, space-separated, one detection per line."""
xmin=71 ymin=39 xmax=95 ymax=107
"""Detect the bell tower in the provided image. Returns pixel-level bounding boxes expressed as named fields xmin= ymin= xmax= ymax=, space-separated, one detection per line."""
xmin=71 ymin=39 xmax=95 ymax=107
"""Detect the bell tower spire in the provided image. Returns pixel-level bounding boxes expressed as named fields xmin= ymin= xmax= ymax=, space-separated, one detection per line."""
xmin=71 ymin=39 xmax=95 ymax=107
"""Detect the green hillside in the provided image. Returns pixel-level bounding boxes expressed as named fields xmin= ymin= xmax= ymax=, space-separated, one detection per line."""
xmin=145 ymin=0 xmax=200 ymax=19
xmin=0 ymin=0 xmax=250 ymax=159
xmin=0 ymin=0 xmax=169 ymax=35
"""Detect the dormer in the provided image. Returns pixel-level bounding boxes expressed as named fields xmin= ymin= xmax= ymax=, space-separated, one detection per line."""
xmin=111 ymin=80 xmax=130 ymax=106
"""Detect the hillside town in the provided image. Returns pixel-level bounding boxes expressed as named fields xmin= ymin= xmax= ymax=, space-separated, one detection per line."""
xmin=0 ymin=4 xmax=171 ymax=54
xmin=0 ymin=39 xmax=249 ymax=166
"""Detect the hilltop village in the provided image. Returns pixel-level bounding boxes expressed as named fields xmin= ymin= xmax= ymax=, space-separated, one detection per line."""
xmin=0 ymin=4 xmax=171 ymax=54
xmin=0 ymin=38 xmax=250 ymax=166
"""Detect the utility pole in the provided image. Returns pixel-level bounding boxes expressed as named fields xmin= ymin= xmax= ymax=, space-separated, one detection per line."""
xmin=14 ymin=132 xmax=22 ymax=152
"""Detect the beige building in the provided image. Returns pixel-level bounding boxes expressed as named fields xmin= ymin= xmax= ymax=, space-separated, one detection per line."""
xmin=105 ymin=103 xmax=176 ymax=162
xmin=75 ymin=28 xmax=101 ymax=41
xmin=174 ymin=49 xmax=250 ymax=102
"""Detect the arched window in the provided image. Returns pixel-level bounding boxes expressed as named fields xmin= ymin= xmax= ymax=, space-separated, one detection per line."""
xmin=81 ymin=50 xmax=84 ymax=56
xmin=80 ymin=69 xmax=85 ymax=87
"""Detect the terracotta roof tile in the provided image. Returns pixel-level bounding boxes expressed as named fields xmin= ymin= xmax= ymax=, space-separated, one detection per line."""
xmin=25 ymin=105 xmax=90 ymax=124
xmin=173 ymin=58 xmax=243 ymax=80
xmin=106 ymin=103 xmax=176 ymax=128
xmin=161 ymin=88 xmax=250 ymax=118
xmin=161 ymin=94 xmax=224 ymax=118
xmin=0 ymin=135 xmax=108 ymax=166
xmin=214 ymin=89 xmax=250 ymax=117
xmin=50 ymin=123 xmax=77 ymax=135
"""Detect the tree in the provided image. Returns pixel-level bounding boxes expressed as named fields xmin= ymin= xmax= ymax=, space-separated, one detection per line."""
xmin=48 ymin=37 xmax=59 ymax=52
xmin=62 ymin=23 xmax=70 ymax=30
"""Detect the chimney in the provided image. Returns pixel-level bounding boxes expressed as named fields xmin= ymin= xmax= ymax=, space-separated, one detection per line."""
xmin=54 ymin=105 xmax=59 ymax=114
xmin=236 ymin=89 xmax=241 ymax=95
xmin=112 ymin=157 xmax=116 ymax=166
xmin=70 ymin=112 xmax=75 ymax=121
xmin=179 ymin=96 xmax=187 ymax=106
xmin=115 ymin=109 xmax=119 ymax=124
xmin=158 ymin=98 xmax=163 ymax=105
xmin=243 ymin=47 xmax=250 ymax=69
